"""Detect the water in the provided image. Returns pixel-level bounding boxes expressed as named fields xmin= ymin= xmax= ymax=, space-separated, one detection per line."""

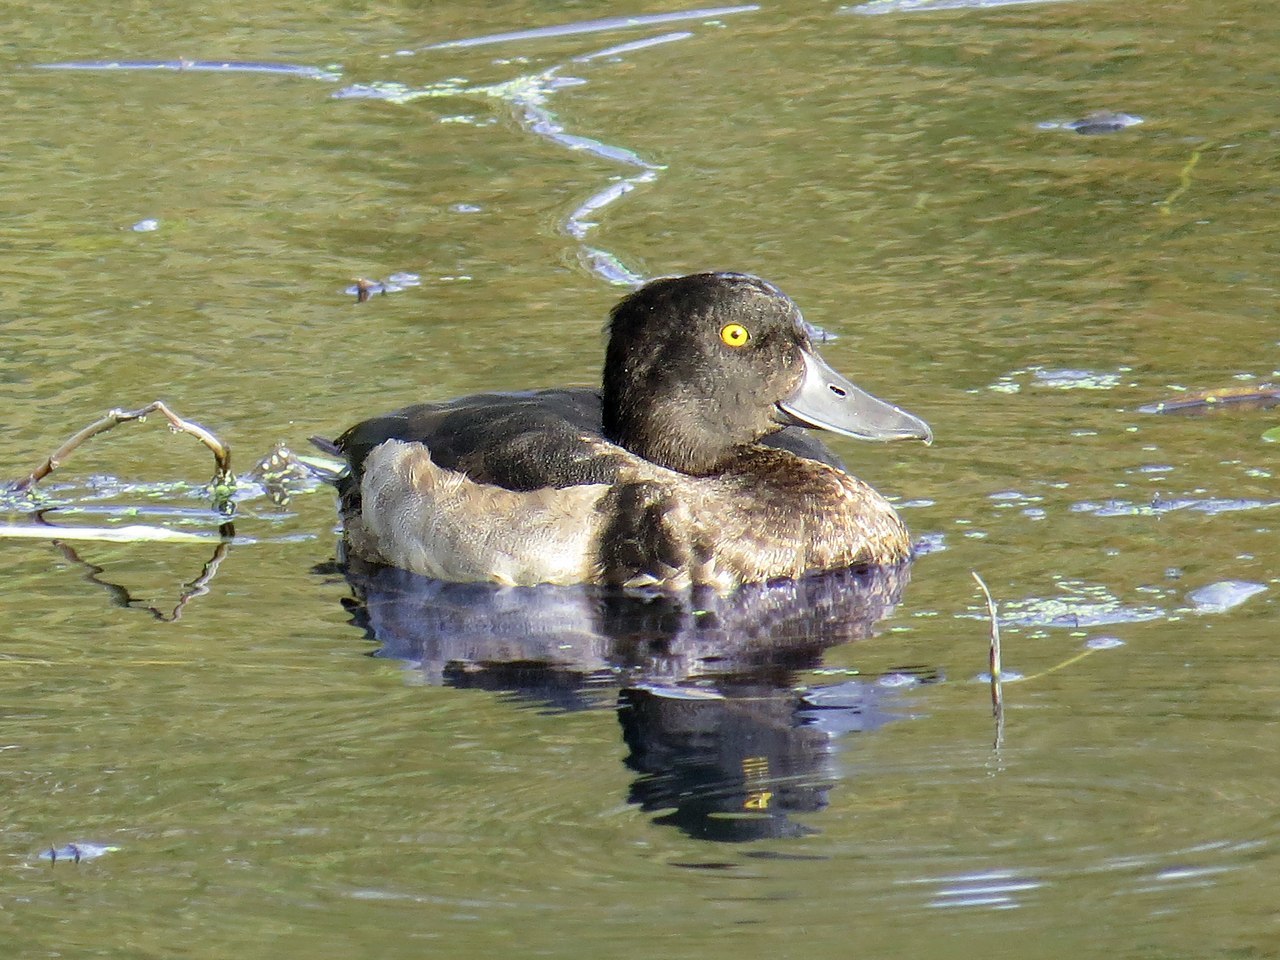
xmin=3 ymin=1 xmax=1278 ymax=956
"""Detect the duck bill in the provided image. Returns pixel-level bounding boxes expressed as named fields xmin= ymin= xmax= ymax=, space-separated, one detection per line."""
xmin=777 ymin=348 xmax=933 ymax=444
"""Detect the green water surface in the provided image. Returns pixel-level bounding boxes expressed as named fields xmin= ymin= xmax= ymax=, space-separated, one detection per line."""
xmin=2 ymin=1 xmax=1277 ymax=957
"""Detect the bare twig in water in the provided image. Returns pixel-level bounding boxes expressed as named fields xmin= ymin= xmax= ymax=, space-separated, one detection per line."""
xmin=8 ymin=401 xmax=234 ymax=502
xmin=972 ymin=571 xmax=1004 ymax=747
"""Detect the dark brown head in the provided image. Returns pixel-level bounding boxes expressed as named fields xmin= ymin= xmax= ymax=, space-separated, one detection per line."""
xmin=600 ymin=272 xmax=930 ymax=475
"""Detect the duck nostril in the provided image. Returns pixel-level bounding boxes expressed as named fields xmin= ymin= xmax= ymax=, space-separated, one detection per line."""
xmin=828 ymin=384 xmax=847 ymax=398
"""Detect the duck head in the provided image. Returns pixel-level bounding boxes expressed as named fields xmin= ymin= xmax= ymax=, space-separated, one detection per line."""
xmin=601 ymin=272 xmax=932 ymax=475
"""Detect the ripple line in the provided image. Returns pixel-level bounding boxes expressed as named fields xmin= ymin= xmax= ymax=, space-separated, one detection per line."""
xmin=419 ymin=5 xmax=758 ymax=51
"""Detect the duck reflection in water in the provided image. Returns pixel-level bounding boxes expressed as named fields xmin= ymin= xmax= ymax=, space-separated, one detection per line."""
xmin=339 ymin=555 xmax=928 ymax=841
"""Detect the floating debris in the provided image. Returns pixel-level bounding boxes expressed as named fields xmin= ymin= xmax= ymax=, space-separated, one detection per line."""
xmin=985 ymin=491 xmax=1048 ymax=519
xmin=877 ymin=672 xmax=923 ymax=688
xmin=1186 ymin=580 xmax=1267 ymax=614
xmin=345 ymin=272 xmax=421 ymax=302
xmin=1072 ymin=497 xmax=1280 ymax=518
xmin=988 ymin=581 xmax=1165 ymax=629
xmin=39 ymin=842 xmax=120 ymax=864
xmin=1033 ymin=368 xmax=1122 ymax=390
xmin=988 ymin=366 xmax=1126 ymax=393
xmin=913 ymin=532 xmax=946 ymax=555
xmin=1037 ymin=111 xmax=1144 ymax=135
xmin=1138 ymin=384 xmax=1280 ymax=415
xmin=130 ymin=218 xmax=159 ymax=232
xmin=333 ymin=80 xmax=424 ymax=101
xmin=350 ymin=278 xmax=378 ymax=303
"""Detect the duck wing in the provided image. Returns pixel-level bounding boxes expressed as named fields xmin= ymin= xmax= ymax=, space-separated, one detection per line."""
xmin=326 ymin=386 xmax=846 ymax=494
xmin=333 ymin=389 xmax=629 ymax=491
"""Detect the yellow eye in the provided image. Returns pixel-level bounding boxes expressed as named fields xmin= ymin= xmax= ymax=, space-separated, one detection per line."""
xmin=719 ymin=323 xmax=750 ymax=348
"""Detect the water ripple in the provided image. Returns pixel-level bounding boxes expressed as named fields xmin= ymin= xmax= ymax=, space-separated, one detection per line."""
xmin=34 ymin=59 xmax=341 ymax=81
xmin=848 ymin=0 xmax=1080 ymax=13
xmin=418 ymin=6 xmax=758 ymax=51
xmin=903 ymin=869 xmax=1044 ymax=910
xmin=333 ymin=53 xmax=676 ymax=285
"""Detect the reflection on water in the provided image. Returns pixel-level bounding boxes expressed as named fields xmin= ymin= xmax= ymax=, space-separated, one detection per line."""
xmin=50 ymin=534 xmax=232 ymax=622
xmin=620 ymin=679 xmax=909 ymax=841
xmin=34 ymin=60 xmax=342 ymax=81
xmin=906 ymin=868 xmax=1043 ymax=910
xmin=341 ymin=555 xmax=920 ymax=839
xmin=848 ymin=0 xmax=1079 ymax=13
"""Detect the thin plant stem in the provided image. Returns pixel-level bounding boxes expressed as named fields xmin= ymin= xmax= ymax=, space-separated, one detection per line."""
xmin=972 ymin=571 xmax=1004 ymax=747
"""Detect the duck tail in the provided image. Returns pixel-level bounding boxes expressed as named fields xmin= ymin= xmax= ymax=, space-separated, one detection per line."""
xmin=309 ymin=435 xmax=343 ymax=458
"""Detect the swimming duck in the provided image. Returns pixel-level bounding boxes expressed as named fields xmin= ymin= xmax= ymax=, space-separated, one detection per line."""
xmin=320 ymin=272 xmax=931 ymax=590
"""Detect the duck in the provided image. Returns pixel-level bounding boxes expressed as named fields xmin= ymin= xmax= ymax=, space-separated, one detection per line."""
xmin=317 ymin=272 xmax=932 ymax=591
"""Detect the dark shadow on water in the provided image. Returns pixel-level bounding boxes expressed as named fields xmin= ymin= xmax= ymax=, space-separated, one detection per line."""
xmin=336 ymin=555 xmax=922 ymax=841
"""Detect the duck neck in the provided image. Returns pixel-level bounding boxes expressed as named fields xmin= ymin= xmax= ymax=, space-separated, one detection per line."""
xmin=602 ymin=396 xmax=743 ymax=476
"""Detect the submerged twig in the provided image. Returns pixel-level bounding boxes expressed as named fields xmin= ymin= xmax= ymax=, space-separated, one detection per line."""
xmin=972 ymin=571 xmax=1004 ymax=747
xmin=1155 ymin=144 xmax=1206 ymax=217
xmin=8 ymin=401 xmax=234 ymax=504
